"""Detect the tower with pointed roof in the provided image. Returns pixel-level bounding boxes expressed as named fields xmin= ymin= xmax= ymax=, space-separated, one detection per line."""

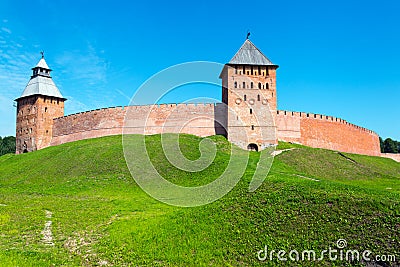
xmin=15 ymin=55 xmax=66 ymax=154
xmin=220 ymin=39 xmax=279 ymax=151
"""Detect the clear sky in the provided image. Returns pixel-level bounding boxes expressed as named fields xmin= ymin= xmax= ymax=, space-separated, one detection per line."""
xmin=0 ymin=0 xmax=399 ymax=140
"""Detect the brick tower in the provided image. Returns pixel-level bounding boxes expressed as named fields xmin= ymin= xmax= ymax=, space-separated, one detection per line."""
xmin=220 ymin=38 xmax=279 ymax=151
xmin=15 ymin=55 xmax=66 ymax=154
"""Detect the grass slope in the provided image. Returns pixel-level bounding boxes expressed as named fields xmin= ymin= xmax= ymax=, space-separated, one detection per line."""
xmin=0 ymin=134 xmax=399 ymax=266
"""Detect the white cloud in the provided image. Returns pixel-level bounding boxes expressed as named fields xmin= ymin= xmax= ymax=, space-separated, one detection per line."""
xmin=115 ymin=88 xmax=132 ymax=102
xmin=53 ymin=42 xmax=117 ymax=113
xmin=0 ymin=95 xmax=16 ymax=137
xmin=54 ymin=43 xmax=109 ymax=85
xmin=63 ymin=95 xmax=90 ymax=115
xmin=1 ymin=27 xmax=11 ymax=34
xmin=0 ymin=25 xmax=115 ymax=134
xmin=0 ymin=36 xmax=37 ymax=100
xmin=0 ymin=25 xmax=39 ymax=136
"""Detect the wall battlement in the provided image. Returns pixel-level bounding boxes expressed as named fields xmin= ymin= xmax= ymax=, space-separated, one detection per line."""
xmin=276 ymin=110 xmax=380 ymax=156
xmin=54 ymin=103 xmax=220 ymax=120
xmin=50 ymin=103 xmax=226 ymax=147
xmin=277 ymin=110 xmax=377 ymax=135
xmin=49 ymin=104 xmax=381 ymax=157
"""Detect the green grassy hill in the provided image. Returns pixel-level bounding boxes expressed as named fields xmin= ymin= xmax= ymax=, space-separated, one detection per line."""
xmin=0 ymin=134 xmax=399 ymax=266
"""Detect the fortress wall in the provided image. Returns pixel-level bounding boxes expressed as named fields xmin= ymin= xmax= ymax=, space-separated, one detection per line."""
xmin=51 ymin=104 xmax=224 ymax=147
xmin=277 ymin=110 xmax=381 ymax=156
xmin=301 ymin=115 xmax=380 ymax=156
xmin=276 ymin=111 xmax=301 ymax=143
xmin=381 ymin=153 xmax=400 ymax=162
xmin=124 ymin=103 xmax=224 ymax=136
xmin=50 ymin=105 xmax=380 ymax=157
xmin=51 ymin=107 xmax=126 ymax=146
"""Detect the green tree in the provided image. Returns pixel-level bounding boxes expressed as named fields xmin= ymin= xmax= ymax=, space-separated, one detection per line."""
xmin=0 ymin=136 xmax=16 ymax=156
xmin=379 ymin=137 xmax=384 ymax=153
xmin=383 ymin=138 xmax=399 ymax=153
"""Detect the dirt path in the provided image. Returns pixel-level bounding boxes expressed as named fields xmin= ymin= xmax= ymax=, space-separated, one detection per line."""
xmin=41 ymin=210 xmax=54 ymax=246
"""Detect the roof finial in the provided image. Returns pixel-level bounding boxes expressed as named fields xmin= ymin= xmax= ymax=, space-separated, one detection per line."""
xmin=40 ymin=51 xmax=44 ymax=59
xmin=246 ymin=31 xmax=250 ymax=40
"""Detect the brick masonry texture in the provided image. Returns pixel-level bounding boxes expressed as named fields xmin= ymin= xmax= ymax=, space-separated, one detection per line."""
xmin=276 ymin=111 xmax=381 ymax=156
xmin=381 ymin=153 xmax=400 ymax=162
xmin=16 ymin=96 xmax=64 ymax=153
xmin=49 ymin=105 xmax=382 ymax=157
xmin=50 ymin=104 xmax=226 ymax=146
xmin=221 ymin=65 xmax=278 ymax=150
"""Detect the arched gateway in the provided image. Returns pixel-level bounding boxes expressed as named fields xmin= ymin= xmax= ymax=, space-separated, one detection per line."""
xmin=247 ymin=143 xmax=259 ymax=152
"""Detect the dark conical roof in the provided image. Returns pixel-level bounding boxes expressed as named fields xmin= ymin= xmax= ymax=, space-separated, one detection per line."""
xmin=229 ymin=39 xmax=276 ymax=66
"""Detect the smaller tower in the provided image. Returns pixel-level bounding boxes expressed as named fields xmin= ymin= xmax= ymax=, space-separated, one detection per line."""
xmin=15 ymin=55 xmax=66 ymax=154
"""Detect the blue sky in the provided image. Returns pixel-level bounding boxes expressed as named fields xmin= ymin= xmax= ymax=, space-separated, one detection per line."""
xmin=0 ymin=0 xmax=399 ymax=140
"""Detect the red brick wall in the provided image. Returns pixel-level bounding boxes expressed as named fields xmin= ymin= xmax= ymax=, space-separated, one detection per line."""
xmin=50 ymin=105 xmax=381 ymax=157
xmin=51 ymin=104 xmax=225 ymax=147
xmin=381 ymin=153 xmax=400 ymax=162
xmin=275 ymin=111 xmax=301 ymax=143
xmin=277 ymin=111 xmax=381 ymax=156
